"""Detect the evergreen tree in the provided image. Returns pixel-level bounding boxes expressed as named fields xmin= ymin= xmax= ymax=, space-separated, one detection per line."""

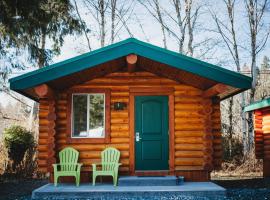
xmin=261 ymin=56 xmax=270 ymax=70
xmin=0 ymin=0 xmax=84 ymax=73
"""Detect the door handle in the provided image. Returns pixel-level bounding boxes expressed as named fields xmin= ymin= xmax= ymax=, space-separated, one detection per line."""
xmin=136 ymin=132 xmax=142 ymax=142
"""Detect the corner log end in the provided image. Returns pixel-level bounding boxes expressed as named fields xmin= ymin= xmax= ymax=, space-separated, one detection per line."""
xmin=34 ymin=84 xmax=55 ymax=99
xmin=126 ymin=54 xmax=137 ymax=73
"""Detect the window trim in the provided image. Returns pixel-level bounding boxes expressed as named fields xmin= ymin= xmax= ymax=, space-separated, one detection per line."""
xmin=71 ymin=93 xmax=106 ymax=139
xmin=67 ymin=88 xmax=111 ymax=144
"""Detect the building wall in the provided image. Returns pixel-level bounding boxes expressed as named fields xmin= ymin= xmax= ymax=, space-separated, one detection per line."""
xmin=37 ymin=71 xmax=222 ymax=181
xmin=254 ymin=107 xmax=270 ymax=177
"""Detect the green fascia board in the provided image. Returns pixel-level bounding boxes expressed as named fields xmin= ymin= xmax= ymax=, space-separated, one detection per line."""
xmin=9 ymin=38 xmax=252 ymax=90
xmin=244 ymin=98 xmax=270 ymax=112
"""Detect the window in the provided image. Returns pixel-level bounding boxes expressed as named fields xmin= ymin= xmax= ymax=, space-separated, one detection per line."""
xmin=72 ymin=93 xmax=105 ymax=138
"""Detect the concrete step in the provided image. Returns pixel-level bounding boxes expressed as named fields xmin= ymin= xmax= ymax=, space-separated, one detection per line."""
xmin=32 ymin=182 xmax=226 ymax=200
xmin=118 ymin=176 xmax=184 ymax=186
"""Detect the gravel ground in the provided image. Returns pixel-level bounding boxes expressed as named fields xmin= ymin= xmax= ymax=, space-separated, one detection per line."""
xmin=0 ymin=179 xmax=47 ymax=200
xmin=0 ymin=178 xmax=270 ymax=200
xmin=213 ymin=177 xmax=270 ymax=189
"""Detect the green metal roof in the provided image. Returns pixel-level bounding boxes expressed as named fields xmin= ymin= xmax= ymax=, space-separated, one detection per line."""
xmin=244 ymin=98 xmax=270 ymax=112
xmin=9 ymin=38 xmax=252 ymax=90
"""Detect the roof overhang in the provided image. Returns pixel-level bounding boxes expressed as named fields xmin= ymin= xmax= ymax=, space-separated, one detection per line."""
xmin=244 ymin=98 xmax=270 ymax=112
xmin=9 ymin=38 xmax=252 ymax=101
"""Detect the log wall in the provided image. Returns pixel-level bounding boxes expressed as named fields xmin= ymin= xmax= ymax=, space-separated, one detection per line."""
xmin=254 ymin=110 xmax=264 ymax=159
xmin=254 ymin=107 xmax=270 ymax=177
xmin=262 ymin=108 xmax=270 ymax=177
xmin=212 ymin=99 xmax=222 ymax=169
xmin=38 ymin=99 xmax=56 ymax=173
xmin=37 ymin=71 xmax=222 ymax=181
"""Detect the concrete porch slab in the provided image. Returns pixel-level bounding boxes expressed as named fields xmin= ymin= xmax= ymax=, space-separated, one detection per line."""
xmin=118 ymin=176 xmax=184 ymax=186
xmin=32 ymin=182 xmax=226 ymax=199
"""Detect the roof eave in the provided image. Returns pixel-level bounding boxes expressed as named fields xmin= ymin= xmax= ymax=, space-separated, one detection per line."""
xmin=244 ymin=98 xmax=270 ymax=112
xmin=220 ymin=88 xmax=248 ymax=101
xmin=9 ymin=38 xmax=252 ymax=91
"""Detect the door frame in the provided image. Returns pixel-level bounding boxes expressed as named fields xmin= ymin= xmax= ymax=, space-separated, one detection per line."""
xmin=129 ymin=87 xmax=175 ymax=175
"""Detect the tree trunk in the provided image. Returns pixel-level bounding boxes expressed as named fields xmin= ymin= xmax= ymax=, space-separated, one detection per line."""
xmin=172 ymin=0 xmax=185 ymax=53
xmin=38 ymin=30 xmax=46 ymax=68
xmin=228 ymin=97 xmax=233 ymax=158
xmin=185 ymin=0 xmax=193 ymax=56
xmin=100 ymin=0 xmax=106 ymax=47
xmin=74 ymin=0 xmax=91 ymax=51
xmin=213 ymin=0 xmax=250 ymax=155
xmin=246 ymin=0 xmax=264 ymax=152
xmin=227 ymin=0 xmax=248 ymax=155
xmin=241 ymin=92 xmax=248 ymax=153
xmin=154 ymin=0 xmax=167 ymax=49
xmin=111 ymin=0 xmax=117 ymax=43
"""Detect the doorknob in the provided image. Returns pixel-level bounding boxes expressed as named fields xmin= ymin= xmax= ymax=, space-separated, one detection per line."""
xmin=136 ymin=132 xmax=142 ymax=142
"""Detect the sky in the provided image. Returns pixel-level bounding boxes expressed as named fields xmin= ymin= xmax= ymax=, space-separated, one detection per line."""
xmin=1 ymin=0 xmax=270 ymax=107
xmin=43 ymin=0 xmax=270 ymax=69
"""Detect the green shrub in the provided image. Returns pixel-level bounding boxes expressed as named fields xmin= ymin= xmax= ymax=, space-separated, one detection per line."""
xmin=3 ymin=125 xmax=34 ymax=171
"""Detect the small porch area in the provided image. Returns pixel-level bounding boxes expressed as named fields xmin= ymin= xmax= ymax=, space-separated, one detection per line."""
xmin=32 ymin=176 xmax=226 ymax=199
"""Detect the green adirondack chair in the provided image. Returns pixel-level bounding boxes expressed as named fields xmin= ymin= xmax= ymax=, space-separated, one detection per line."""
xmin=92 ymin=147 xmax=121 ymax=186
xmin=53 ymin=147 xmax=82 ymax=186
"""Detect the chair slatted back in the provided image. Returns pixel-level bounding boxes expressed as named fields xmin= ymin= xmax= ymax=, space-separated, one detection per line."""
xmin=59 ymin=147 xmax=79 ymax=171
xmin=101 ymin=147 xmax=120 ymax=171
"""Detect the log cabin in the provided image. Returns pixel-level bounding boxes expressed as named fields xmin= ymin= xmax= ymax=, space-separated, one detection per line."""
xmin=244 ymin=98 xmax=270 ymax=178
xmin=9 ymin=38 xmax=252 ymax=182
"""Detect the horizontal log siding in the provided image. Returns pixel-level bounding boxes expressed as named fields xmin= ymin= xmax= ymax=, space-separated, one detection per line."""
xmin=262 ymin=108 xmax=270 ymax=160
xmin=38 ymin=71 xmax=220 ymax=181
xmin=254 ymin=110 xmax=264 ymax=159
xmin=174 ymin=87 xmax=208 ymax=171
xmin=262 ymin=108 xmax=270 ymax=177
xmin=38 ymin=99 xmax=56 ymax=173
xmin=212 ymin=100 xmax=222 ymax=169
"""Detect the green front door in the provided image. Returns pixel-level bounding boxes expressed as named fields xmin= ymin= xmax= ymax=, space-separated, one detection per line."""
xmin=135 ymin=96 xmax=169 ymax=171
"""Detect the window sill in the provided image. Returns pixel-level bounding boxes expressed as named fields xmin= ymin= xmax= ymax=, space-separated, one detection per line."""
xmin=67 ymin=137 xmax=110 ymax=144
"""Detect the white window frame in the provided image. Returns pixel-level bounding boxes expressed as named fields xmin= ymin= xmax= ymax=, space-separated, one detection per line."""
xmin=71 ymin=93 xmax=105 ymax=138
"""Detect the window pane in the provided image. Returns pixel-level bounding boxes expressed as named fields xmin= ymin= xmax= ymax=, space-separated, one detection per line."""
xmin=72 ymin=95 xmax=87 ymax=137
xmin=89 ymin=94 xmax=105 ymax=138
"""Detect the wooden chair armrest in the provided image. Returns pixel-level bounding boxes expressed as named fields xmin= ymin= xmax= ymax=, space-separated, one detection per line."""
xmin=92 ymin=163 xmax=103 ymax=171
xmin=53 ymin=163 xmax=82 ymax=172
xmin=54 ymin=163 xmax=80 ymax=166
xmin=92 ymin=163 xmax=96 ymax=171
xmin=52 ymin=164 xmax=59 ymax=172
xmin=77 ymin=163 xmax=82 ymax=172
xmin=92 ymin=163 xmax=102 ymax=166
xmin=115 ymin=163 xmax=122 ymax=170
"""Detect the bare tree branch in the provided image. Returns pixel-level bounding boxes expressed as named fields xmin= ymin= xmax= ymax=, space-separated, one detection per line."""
xmin=74 ymin=0 xmax=92 ymax=51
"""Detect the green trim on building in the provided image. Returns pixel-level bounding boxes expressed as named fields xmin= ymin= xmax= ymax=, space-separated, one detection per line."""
xmin=9 ymin=38 xmax=252 ymax=90
xmin=244 ymin=98 xmax=270 ymax=112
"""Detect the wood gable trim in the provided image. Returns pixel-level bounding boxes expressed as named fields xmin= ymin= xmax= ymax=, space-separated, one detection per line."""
xmin=66 ymin=88 xmax=111 ymax=144
xmin=129 ymin=87 xmax=175 ymax=175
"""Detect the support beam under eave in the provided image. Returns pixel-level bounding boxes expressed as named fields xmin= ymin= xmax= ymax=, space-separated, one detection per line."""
xmin=203 ymin=83 xmax=228 ymax=98
xmin=126 ymin=54 xmax=137 ymax=73
xmin=34 ymin=84 xmax=55 ymax=99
